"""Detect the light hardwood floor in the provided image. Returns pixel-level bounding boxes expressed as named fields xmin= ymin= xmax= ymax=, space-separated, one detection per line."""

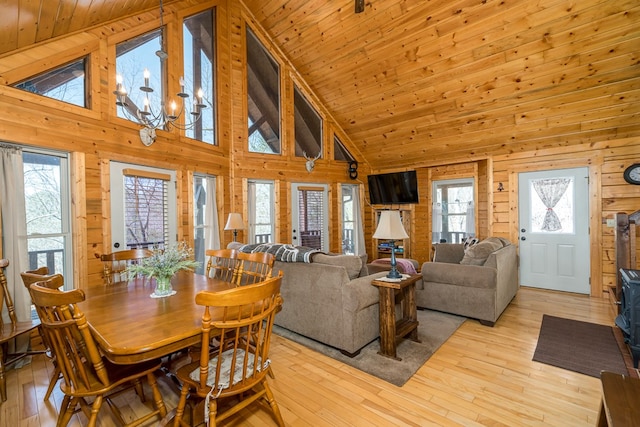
xmin=1 ymin=287 xmax=632 ymax=426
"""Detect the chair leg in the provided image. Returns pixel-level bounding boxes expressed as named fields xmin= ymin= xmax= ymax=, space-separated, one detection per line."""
xmin=87 ymin=395 xmax=104 ymax=427
xmin=0 ymin=344 xmax=6 ymax=402
xmin=44 ymin=365 xmax=61 ymax=401
xmin=262 ymin=381 xmax=285 ymax=427
xmin=208 ymin=397 xmax=219 ymax=427
xmin=57 ymin=395 xmax=76 ymax=427
xmin=173 ymin=384 xmax=190 ymax=427
xmin=147 ymin=372 xmax=168 ymax=418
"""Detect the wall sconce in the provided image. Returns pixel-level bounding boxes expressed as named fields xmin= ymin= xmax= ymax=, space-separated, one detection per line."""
xmin=497 ymin=182 xmax=504 ymax=192
xmin=224 ymin=213 xmax=244 ymax=242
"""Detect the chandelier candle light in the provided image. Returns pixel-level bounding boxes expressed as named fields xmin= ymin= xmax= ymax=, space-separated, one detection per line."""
xmin=373 ymin=210 xmax=409 ymax=279
xmin=115 ymin=70 xmax=207 ymax=146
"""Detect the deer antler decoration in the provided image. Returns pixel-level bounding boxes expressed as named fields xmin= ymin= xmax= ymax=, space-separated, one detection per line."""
xmin=303 ymin=151 xmax=321 ymax=172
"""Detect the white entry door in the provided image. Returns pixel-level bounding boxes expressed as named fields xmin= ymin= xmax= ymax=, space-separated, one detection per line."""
xmin=518 ymin=167 xmax=590 ymax=294
xmin=109 ymin=161 xmax=177 ymax=251
xmin=291 ymin=183 xmax=329 ymax=252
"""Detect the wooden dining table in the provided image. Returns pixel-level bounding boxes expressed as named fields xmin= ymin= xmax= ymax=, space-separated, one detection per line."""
xmin=78 ymin=271 xmax=234 ymax=364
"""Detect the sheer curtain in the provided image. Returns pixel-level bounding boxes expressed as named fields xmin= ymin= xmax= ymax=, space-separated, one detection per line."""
xmin=466 ymin=201 xmax=475 ymax=236
xmin=532 ymin=178 xmax=571 ymax=232
xmin=353 ymin=186 xmax=366 ymax=256
xmin=432 ymin=202 xmax=443 ymax=242
xmin=0 ymin=144 xmax=31 ymax=362
xmin=203 ymin=176 xmax=220 ymax=250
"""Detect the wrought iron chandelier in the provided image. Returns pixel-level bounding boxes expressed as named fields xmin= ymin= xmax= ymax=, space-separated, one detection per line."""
xmin=113 ymin=0 xmax=206 ymax=146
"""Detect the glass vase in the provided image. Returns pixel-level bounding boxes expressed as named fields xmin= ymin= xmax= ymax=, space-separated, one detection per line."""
xmin=151 ymin=275 xmax=176 ymax=298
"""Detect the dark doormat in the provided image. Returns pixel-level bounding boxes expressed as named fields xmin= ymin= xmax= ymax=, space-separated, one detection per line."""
xmin=533 ymin=314 xmax=629 ymax=378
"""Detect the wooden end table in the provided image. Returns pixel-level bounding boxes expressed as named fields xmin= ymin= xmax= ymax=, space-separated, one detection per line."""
xmin=371 ymin=274 xmax=421 ymax=360
xmin=597 ymin=371 xmax=640 ymax=426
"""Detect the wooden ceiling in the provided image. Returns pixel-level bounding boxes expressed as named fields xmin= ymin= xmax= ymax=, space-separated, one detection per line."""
xmin=1 ymin=0 xmax=638 ymax=171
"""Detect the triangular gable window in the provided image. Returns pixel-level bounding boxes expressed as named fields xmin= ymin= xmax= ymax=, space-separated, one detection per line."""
xmin=13 ymin=57 xmax=87 ymax=108
xmin=333 ymin=134 xmax=355 ymax=162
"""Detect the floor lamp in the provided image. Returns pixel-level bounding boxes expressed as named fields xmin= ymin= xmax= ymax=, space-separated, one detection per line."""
xmin=224 ymin=213 xmax=244 ymax=242
xmin=373 ymin=210 xmax=409 ymax=279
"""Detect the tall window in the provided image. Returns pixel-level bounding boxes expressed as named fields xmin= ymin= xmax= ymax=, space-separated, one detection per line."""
xmin=432 ymin=178 xmax=475 ymax=243
xmin=183 ymin=9 xmax=216 ymax=144
xmin=246 ymin=28 xmax=281 ymax=154
xmin=193 ymin=174 xmax=219 ymax=274
xmin=116 ymin=29 xmax=164 ymax=125
xmin=23 ymin=150 xmax=73 ymax=286
xmin=248 ymin=180 xmax=275 ymax=244
xmin=13 ymin=57 xmax=87 ymax=108
xmin=341 ymin=184 xmax=357 ymax=255
xmin=294 ymin=85 xmax=322 ymax=159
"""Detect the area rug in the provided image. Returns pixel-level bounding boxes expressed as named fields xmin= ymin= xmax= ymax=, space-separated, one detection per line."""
xmin=273 ymin=309 xmax=465 ymax=387
xmin=533 ymin=314 xmax=628 ymax=378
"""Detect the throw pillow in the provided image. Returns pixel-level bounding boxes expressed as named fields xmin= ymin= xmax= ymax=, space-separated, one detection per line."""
xmin=463 ymin=237 xmax=479 ymax=251
xmin=313 ymin=253 xmax=363 ymax=279
xmin=459 ymin=238 xmax=503 ymax=266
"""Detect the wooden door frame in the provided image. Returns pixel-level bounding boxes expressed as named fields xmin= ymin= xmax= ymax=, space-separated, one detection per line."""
xmin=507 ymin=159 xmax=603 ymax=297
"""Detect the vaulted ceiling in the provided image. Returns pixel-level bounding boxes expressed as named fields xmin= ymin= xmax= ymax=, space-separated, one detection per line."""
xmin=1 ymin=0 xmax=638 ymax=171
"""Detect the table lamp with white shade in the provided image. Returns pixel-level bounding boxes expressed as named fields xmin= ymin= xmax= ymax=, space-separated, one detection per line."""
xmin=373 ymin=210 xmax=409 ymax=279
xmin=224 ymin=213 xmax=244 ymax=242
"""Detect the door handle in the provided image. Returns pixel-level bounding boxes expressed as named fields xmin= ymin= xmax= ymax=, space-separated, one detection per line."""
xmin=521 ymin=236 xmax=526 ymax=241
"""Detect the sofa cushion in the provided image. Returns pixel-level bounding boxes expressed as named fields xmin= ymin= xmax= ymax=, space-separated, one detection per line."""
xmin=460 ymin=237 xmax=503 ymax=266
xmin=312 ymin=253 xmax=363 ymax=279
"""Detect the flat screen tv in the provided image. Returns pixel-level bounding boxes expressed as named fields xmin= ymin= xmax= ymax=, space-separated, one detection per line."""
xmin=368 ymin=170 xmax=419 ymax=205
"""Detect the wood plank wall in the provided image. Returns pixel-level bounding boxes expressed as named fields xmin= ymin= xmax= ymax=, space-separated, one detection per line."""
xmin=0 ymin=0 xmax=638 ymax=298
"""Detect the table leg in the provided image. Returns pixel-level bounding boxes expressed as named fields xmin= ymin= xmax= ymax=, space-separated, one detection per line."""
xmin=378 ymin=287 xmax=399 ymax=360
xmin=403 ymin=284 xmax=420 ymax=342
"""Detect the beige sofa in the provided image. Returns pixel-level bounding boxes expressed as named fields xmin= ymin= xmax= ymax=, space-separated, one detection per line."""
xmin=417 ymin=237 xmax=518 ymax=326
xmin=228 ymin=243 xmax=387 ymax=356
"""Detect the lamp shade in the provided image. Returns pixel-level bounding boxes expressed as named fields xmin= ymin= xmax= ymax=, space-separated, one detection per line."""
xmin=373 ymin=211 xmax=408 ymax=240
xmin=224 ymin=213 xmax=244 ymax=230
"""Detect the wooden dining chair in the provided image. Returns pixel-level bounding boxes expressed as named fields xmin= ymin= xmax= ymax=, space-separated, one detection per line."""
xmin=0 ymin=259 xmax=43 ymax=403
xmin=20 ymin=268 xmax=64 ymax=401
xmin=172 ymin=274 xmax=285 ymax=427
xmin=29 ymin=282 xmax=168 ymax=426
xmin=233 ymin=251 xmax=275 ymax=286
xmin=100 ymin=248 xmax=153 ymax=285
xmin=205 ymin=249 xmax=239 ymax=282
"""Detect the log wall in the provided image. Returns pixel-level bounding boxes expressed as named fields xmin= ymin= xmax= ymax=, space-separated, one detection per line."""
xmin=0 ymin=0 xmax=638 ymax=297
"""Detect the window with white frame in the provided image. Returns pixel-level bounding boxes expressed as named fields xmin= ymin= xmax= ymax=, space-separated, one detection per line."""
xmin=432 ymin=178 xmax=475 ymax=244
xmin=193 ymin=174 xmax=219 ymax=274
xmin=341 ymin=184 xmax=358 ymax=255
xmin=248 ymin=180 xmax=275 ymax=244
xmin=23 ymin=149 xmax=73 ymax=288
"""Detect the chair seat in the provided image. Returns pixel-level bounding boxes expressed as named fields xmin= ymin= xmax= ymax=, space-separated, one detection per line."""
xmin=0 ymin=319 xmax=40 ymax=342
xmin=181 ymin=348 xmax=270 ymax=392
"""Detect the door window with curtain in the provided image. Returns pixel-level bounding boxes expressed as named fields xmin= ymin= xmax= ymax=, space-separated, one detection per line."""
xmin=248 ymin=180 xmax=275 ymax=244
xmin=292 ymin=183 xmax=328 ymax=251
xmin=109 ymin=162 xmax=177 ymax=252
xmin=194 ymin=174 xmax=219 ymax=274
xmin=432 ymin=178 xmax=475 ymax=243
